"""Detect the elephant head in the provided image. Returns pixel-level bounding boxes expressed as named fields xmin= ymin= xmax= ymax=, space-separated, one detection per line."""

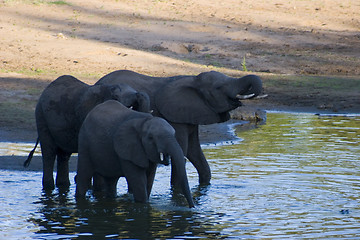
xmin=154 ymin=71 xmax=263 ymax=124
xmin=75 ymin=84 xmax=150 ymax=125
xmin=110 ymin=83 xmax=151 ymax=113
xmin=80 ymin=83 xmax=149 ymax=113
xmin=113 ymin=117 xmax=194 ymax=208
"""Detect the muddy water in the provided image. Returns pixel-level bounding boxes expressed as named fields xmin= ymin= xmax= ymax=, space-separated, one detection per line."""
xmin=0 ymin=112 xmax=359 ymax=239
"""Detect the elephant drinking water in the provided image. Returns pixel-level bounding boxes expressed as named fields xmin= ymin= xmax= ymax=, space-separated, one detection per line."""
xmin=96 ymin=70 xmax=264 ymax=186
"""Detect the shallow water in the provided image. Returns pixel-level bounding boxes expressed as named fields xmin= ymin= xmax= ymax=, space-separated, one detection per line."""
xmin=1 ymin=112 xmax=360 ymax=239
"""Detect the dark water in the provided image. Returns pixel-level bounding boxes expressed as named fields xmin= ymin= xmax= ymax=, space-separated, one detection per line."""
xmin=1 ymin=112 xmax=360 ymax=239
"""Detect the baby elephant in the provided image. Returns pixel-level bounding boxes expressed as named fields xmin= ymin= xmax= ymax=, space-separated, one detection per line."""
xmin=75 ymin=100 xmax=194 ymax=208
xmin=25 ymin=75 xmax=150 ymax=190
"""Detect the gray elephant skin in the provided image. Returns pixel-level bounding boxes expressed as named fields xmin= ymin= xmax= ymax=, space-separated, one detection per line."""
xmin=96 ymin=70 xmax=263 ymax=186
xmin=75 ymin=100 xmax=194 ymax=208
xmin=25 ymin=75 xmax=150 ymax=190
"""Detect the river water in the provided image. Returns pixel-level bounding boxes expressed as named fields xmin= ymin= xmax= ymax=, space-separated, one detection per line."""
xmin=0 ymin=112 xmax=359 ymax=239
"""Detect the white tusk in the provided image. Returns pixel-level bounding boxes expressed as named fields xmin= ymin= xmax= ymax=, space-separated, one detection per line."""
xmin=129 ymin=106 xmax=134 ymax=109
xmin=184 ymin=156 xmax=189 ymax=161
xmin=236 ymin=93 xmax=255 ymax=100
xmin=150 ymin=110 xmax=154 ymax=113
xmin=160 ymin=152 xmax=164 ymax=162
xmin=254 ymin=94 xmax=268 ymax=99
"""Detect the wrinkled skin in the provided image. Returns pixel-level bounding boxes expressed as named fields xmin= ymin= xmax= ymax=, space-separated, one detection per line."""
xmin=96 ymin=70 xmax=263 ymax=186
xmin=75 ymin=100 xmax=194 ymax=208
xmin=28 ymin=75 xmax=150 ymax=190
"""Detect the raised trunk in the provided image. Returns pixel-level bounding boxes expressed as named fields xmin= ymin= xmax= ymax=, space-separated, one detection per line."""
xmin=166 ymin=140 xmax=194 ymax=208
xmin=234 ymin=75 xmax=263 ymax=97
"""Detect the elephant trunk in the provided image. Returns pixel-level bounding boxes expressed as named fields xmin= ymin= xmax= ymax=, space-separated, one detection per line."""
xmin=234 ymin=75 xmax=263 ymax=98
xmin=165 ymin=140 xmax=194 ymax=208
xmin=136 ymin=92 xmax=151 ymax=113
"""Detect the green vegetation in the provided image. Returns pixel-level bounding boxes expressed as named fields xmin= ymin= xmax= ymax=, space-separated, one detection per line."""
xmin=241 ymin=56 xmax=248 ymax=72
xmin=47 ymin=1 xmax=69 ymax=5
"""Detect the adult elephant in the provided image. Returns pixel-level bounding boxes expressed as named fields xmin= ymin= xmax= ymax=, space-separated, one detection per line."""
xmin=96 ymin=70 xmax=264 ymax=186
xmin=75 ymin=100 xmax=194 ymax=208
xmin=24 ymin=75 xmax=150 ymax=190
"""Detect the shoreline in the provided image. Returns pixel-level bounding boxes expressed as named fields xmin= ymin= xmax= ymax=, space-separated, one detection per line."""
xmin=2 ymin=104 xmax=359 ymax=143
xmin=1 ymin=108 xmax=359 ymax=172
xmin=0 ymin=117 xmax=247 ymax=172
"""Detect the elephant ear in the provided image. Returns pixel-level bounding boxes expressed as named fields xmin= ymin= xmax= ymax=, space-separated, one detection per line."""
xmin=113 ymin=118 xmax=149 ymax=168
xmin=154 ymin=77 xmax=221 ymax=125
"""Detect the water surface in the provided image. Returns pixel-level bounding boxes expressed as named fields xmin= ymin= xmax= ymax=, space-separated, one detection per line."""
xmin=0 ymin=112 xmax=359 ymax=239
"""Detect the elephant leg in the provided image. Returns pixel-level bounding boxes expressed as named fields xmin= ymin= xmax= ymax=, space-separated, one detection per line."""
xmin=122 ymin=161 xmax=148 ymax=203
xmin=36 ymin=106 xmax=57 ymax=190
xmin=187 ymin=125 xmax=211 ymax=185
xmin=39 ymin=137 xmax=57 ymax=190
xmin=75 ymin=171 xmax=92 ymax=198
xmin=146 ymin=163 xmax=157 ymax=198
xmin=75 ymin=149 xmax=93 ymax=198
xmin=125 ymin=177 xmax=133 ymax=194
xmin=55 ymin=149 xmax=71 ymax=188
xmin=104 ymin=177 xmax=119 ymax=198
xmin=170 ymin=123 xmax=189 ymax=187
xmin=92 ymin=173 xmax=106 ymax=192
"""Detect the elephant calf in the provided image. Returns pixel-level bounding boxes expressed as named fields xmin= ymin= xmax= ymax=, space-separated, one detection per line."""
xmin=75 ymin=100 xmax=194 ymax=208
xmin=24 ymin=75 xmax=150 ymax=190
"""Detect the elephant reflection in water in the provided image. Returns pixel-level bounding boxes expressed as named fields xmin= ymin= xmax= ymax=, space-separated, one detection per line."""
xmin=31 ymin=191 xmax=216 ymax=239
xmin=75 ymin=100 xmax=194 ymax=208
xmin=24 ymin=75 xmax=150 ymax=190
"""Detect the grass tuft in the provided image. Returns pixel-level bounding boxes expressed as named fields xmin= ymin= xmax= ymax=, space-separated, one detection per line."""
xmin=242 ymin=56 xmax=248 ymax=72
xmin=48 ymin=1 xmax=70 ymax=5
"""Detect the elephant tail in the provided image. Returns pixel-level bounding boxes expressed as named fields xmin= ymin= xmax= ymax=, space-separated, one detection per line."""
xmin=24 ymin=137 xmax=39 ymax=168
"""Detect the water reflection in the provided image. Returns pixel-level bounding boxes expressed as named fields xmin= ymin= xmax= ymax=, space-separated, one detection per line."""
xmin=0 ymin=112 xmax=360 ymax=239
xmin=0 ymin=142 xmax=41 ymax=156
xmin=27 ymin=183 xmax=224 ymax=239
xmin=204 ymin=113 xmax=360 ymax=238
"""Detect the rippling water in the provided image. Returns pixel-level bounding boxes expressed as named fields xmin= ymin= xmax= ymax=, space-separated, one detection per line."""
xmin=1 ymin=112 xmax=360 ymax=239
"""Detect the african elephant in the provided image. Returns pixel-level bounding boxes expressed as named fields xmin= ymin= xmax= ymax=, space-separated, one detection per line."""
xmin=24 ymin=75 xmax=150 ymax=190
xmin=75 ymin=100 xmax=194 ymax=208
xmin=96 ymin=70 xmax=264 ymax=186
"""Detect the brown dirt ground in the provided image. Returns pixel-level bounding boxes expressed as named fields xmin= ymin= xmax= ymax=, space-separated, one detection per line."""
xmin=0 ymin=0 xmax=360 ymax=148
